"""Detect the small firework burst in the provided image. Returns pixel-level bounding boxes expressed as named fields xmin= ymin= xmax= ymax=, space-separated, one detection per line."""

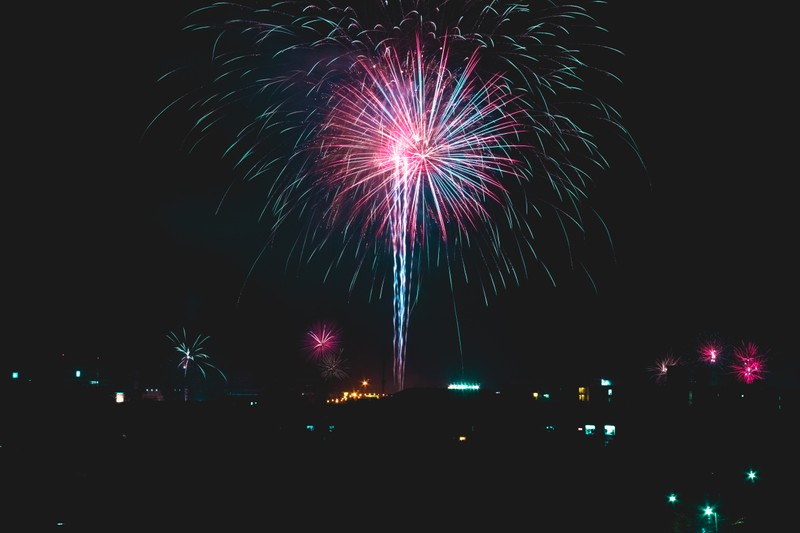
xmin=318 ymin=349 xmax=348 ymax=381
xmin=698 ymin=337 xmax=725 ymax=365
xmin=167 ymin=328 xmax=227 ymax=381
xmin=730 ymin=341 xmax=767 ymax=384
xmin=648 ymin=353 xmax=682 ymax=384
xmin=303 ymin=321 xmax=342 ymax=361
xmin=166 ymin=328 xmax=227 ymax=401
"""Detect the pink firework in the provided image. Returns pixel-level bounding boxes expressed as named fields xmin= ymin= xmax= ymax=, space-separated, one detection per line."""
xmin=311 ymin=36 xmax=529 ymax=390
xmin=154 ymin=1 xmax=640 ymax=392
xmin=730 ymin=341 xmax=767 ymax=384
xmin=698 ymin=338 xmax=725 ymax=365
xmin=303 ymin=321 xmax=342 ymax=361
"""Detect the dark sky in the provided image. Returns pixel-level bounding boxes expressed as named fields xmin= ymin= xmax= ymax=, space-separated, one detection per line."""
xmin=8 ymin=2 xmax=796 ymax=393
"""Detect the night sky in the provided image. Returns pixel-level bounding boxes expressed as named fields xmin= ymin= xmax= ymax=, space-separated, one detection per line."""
xmin=9 ymin=2 xmax=796 ymax=393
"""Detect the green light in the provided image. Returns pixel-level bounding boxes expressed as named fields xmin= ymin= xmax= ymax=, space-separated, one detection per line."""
xmin=447 ymin=382 xmax=480 ymax=390
xmin=746 ymin=469 xmax=758 ymax=482
xmin=667 ymin=493 xmax=678 ymax=504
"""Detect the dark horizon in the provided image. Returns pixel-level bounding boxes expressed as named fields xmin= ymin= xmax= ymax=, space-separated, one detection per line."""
xmin=4 ymin=366 xmax=796 ymax=530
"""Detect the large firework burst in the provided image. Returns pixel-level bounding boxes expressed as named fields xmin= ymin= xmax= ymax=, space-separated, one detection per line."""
xmin=151 ymin=1 xmax=640 ymax=390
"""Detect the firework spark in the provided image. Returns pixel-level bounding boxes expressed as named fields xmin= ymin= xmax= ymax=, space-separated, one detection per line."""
xmin=730 ymin=341 xmax=767 ymax=384
xmin=152 ymin=1 xmax=640 ymax=391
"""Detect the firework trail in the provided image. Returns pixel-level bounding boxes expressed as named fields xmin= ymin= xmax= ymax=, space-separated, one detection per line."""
xmin=150 ymin=1 xmax=640 ymax=391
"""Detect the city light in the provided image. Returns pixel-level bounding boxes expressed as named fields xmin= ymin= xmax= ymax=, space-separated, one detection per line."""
xmin=448 ymin=382 xmax=480 ymax=391
xmin=703 ymin=505 xmax=719 ymax=533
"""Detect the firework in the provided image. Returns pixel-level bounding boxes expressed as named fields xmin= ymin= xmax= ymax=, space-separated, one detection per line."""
xmin=730 ymin=341 xmax=767 ymax=384
xmin=167 ymin=328 xmax=227 ymax=400
xmin=648 ymin=353 xmax=682 ymax=384
xmin=698 ymin=338 xmax=725 ymax=365
xmin=318 ymin=349 xmax=349 ymax=381
xmin=303 ymin=320 xmax=342 ymax=361
xmin=153 ymin=1 xmax=639 ymax=390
